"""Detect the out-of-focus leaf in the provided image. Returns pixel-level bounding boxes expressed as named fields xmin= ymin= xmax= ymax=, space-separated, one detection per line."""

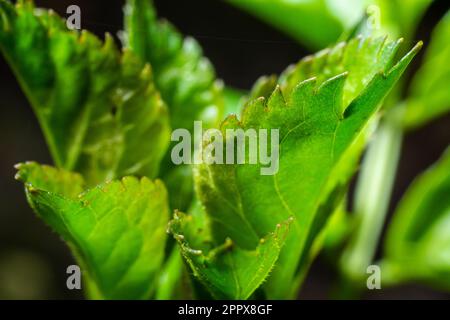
xmin=182 ymin=36 xmax=420 ymax=299
xmin=383 ymin=148 xmax=450 ymax=289
xmin=124 ymin=0 xmax=223 ymax=132
xmin=227 ymin=0 xmax=433 ymax=50
xmin=124 ymin=0 xmax=224 ymax=212
xmin=374 ymin=0 xmax=433 ymax=38
xmin=322 ymin=202 xmax=352 ymax=251
xmin=155 ymin=247 xmax=185 ymax=300
xmin=0 ymin=0 xmax=170 ymax=185
xmin=340 ymin=108 xmax=403 ymax=282
xmin=227 ymin=0 xmax=368 ymax=50
xmin=15 ymin=162 xmax=169 ymax=299
xmin=404 ymin=10 xmax=450 ymax=129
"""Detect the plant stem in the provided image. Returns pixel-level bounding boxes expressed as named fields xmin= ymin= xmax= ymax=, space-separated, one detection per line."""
xmin=340 ymin=108 xmax=404 ymax=289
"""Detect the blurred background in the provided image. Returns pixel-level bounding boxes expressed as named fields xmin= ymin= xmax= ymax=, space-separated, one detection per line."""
xmin=0 ymin=0 xmax=449 ymax=299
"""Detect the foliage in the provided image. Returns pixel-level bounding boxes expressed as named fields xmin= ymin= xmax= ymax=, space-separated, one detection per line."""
xmin=2 ymin=0 xmax=448 ymax=300
xmin=15 ymin=162 xmax=169 ymax=299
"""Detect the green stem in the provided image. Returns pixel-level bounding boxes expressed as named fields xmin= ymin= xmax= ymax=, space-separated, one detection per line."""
xmin=340 ymin=108 xmax=404 ymax=288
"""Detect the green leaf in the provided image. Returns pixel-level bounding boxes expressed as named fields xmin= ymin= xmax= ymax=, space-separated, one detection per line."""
xmin=0 ymin=0 xmax=170 ymax=185
xmin=383 ymin=147 xmax=450 ymax=289
xmin=226 ymin=0 xmax=364 ymax=50
xmin=15 ymin=162 xmax=170 ymax=299
xmin=322 ymin=201 xmax=351 ymax=252
xmin=123 ymin=0 xmax=224 ymax=132
xmin=192 ymin=36 xmax=421 ymax=299
xmin=168 ymin=211 xmax=292 ymax=299
xmin=163 ymin=165 xmax=195 ymax=212
xmin=123 ymin=0 xmax=225 ymax=212
xmin=227 ymin=0 xmax=433 ymax=50
xmin=404 ymin=10 xmax=450 ymax=129
xmin=373 ymin=0 xmax=433 ymax=38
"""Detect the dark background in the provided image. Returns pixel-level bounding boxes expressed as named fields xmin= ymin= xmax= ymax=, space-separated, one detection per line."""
xmin=0 ymin=0 xmax=449 ymax=299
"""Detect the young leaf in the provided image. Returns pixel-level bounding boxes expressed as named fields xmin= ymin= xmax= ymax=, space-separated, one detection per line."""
xmin=0 ymin=0 xmax=170 ymax=185
xmin=192 ymin=36 xmax=421 ymax=299
xmin=15 ymin=162 xmax=170 ymax=299
xmin=168 ymin=211 xmax=292 ymax=300
xmin=404 ymin=10 xmax=450 ymax=129
xmin=123 ymin=0 xmax=224 ymax=132
xmin=383 ymin=148 xmax=450 ymax=289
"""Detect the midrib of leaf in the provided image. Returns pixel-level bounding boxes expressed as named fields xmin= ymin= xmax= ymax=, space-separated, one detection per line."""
xmin=264 ymin=85 xmax=345 ymax=297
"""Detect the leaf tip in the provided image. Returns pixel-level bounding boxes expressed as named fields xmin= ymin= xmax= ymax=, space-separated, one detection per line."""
xmin=386 ymin=40 xmax=423 ymax=77
xmin=220 ymin=113 xmax=242 ymax=130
